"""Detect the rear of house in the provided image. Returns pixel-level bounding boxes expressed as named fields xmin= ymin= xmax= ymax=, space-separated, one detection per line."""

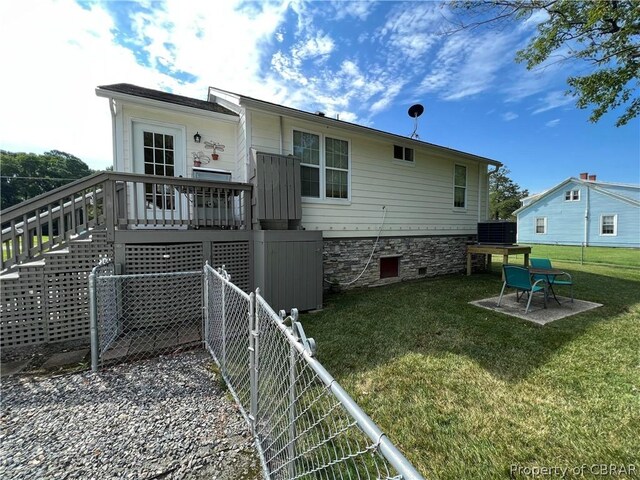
xmin=516 ymin=173 xmax=640 ymax=248
xmin=221 ymin=88 xmax=501 ymax=287
xmin=1 ymin=82 xmax=502 ymax=352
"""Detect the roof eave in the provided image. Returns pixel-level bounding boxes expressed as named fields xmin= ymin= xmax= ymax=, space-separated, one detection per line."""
xmin=237 ymin=95 xmax=502 ymax=166
xmin=95 ymin=87 xmax=240 ymax=124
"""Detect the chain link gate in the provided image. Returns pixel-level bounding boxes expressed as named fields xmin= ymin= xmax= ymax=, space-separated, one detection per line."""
xmin=90 ymin=259 xmax=203 ymax=369
xmin=89 ymin=261 xmax=424 ymax=479
xmin=203 ymin=264 xmax=424 ymax=480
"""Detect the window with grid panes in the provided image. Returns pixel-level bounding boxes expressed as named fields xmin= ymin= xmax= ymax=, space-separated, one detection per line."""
xmin=325 ymin=137 xmax=349 ymax=199
xmin=143 ymin=131 xmax=175 ymax=209
xmin=454 ymin=164 xmax=467 ymax=208
xmin=293 ymin=129 xmax=350 ymax=200
xmin=600 ymin=214 xmax=617 ymax=235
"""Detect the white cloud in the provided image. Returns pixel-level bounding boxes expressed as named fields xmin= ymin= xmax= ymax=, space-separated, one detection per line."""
xmin=331 ymin=1 xmax=376 ymax=21
xmin=419 ymin=30 xmax=515 ymax=101
xmin=533 ymin=90 xmax=574 ymax=114
xmin=0 ymin=0 xmax=292 ymax=169
xmin=502 ymin=112 xmax=519 ymax=121
xmin=545 ymin=118 xmax=560 ymax=128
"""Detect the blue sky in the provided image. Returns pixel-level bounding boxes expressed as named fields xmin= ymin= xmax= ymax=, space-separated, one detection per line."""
xmin=1 ymin=0 xmax=638 ymax=194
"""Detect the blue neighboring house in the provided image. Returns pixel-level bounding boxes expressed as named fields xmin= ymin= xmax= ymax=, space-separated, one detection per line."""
xmin=515 ymin=173 xmax=640 ymax=248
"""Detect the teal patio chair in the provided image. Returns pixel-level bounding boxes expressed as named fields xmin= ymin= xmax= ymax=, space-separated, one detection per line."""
xmin=530 ymin=258 xmax=574 ymax=303
xmin=497 ymin=265 xmax=547 ymax=313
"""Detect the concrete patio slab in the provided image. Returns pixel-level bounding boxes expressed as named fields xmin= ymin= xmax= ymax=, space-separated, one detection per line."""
xmin=41 ymin=349 xmax=89 ymax=370
xmin=470 ymin=293 xmax=602 ymax=325
xmin=1 ymin=359 xmax=31 ymax=377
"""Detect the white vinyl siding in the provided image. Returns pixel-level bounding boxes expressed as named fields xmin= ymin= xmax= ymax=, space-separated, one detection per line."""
xmin=248 ymin=110 xmax=488 ymax=238
xmin=120 ymin=103 xmax=238 ymax=180
xmin=600 ymin=214 xmax=617 ymax=236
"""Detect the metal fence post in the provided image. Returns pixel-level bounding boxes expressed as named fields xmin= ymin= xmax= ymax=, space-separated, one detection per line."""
xmin=249 ymin=291 xmax=258 ymax=433
xmin=203 ymin=264 xmax=209 ymax=349
xmin=288 ymin=309 xmax=297 ymax=478
xmin=221 ymin=273 xmax=226 ymax=375
xmin=89 ymin=271 xmax=99 ymax=372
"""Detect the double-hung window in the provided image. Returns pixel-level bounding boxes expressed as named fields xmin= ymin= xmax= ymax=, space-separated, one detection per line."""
xmin=600 ymin=214 xmax=617 ymax=236
xmin=535 ymin=217 xmax=547 ymax=234
xmin=294 ymin=129 xmax=350 ymax=200
xmin=454 ymin=164 xmax=467 ymax=208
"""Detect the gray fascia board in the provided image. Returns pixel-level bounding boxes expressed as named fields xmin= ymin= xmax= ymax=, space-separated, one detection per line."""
xmin=238 ymin=97 xmax=502 ymax=167
xmin=95 ymin=88 xmax=240 ymax=124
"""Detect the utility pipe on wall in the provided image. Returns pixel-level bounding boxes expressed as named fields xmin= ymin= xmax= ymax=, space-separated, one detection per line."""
xmin=484 ymin=164 xmax=500 ymax=221
xmin=279 ymin=115 xmax=284 ymax=155
xmin=584 ymin=182 xmax=590 ymax=247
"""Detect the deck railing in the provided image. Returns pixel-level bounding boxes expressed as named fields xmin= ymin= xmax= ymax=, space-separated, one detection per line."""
xmin=1 ymin=172 xmax=252 ymax=270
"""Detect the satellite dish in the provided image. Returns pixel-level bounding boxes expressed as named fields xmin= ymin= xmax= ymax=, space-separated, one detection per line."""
xmin=408 ymin=103 xmax=424 ymax=139
xmin=408 ymin=104 xmax=424 ymax=118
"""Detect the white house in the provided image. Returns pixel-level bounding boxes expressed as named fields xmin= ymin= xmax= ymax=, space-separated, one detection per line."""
xmin=95 ymin=83 xmax=502 ymax=289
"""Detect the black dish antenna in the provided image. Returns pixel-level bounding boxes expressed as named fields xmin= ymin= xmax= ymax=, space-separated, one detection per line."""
xmin=408 ymin=103 xmax=424 ymax=139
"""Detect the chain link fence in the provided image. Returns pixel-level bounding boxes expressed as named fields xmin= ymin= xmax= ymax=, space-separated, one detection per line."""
xmin=90 ymin=260 xmax=202 ymax=369
xmin=203 ymin=264 xmax=424 ymax=480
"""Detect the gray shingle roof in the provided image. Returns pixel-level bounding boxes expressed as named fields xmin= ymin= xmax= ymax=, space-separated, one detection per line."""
xmin=98 ymin=83 xmax=238 ymax=117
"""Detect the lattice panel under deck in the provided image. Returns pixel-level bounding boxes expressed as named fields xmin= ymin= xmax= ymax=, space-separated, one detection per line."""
xmin=124 ymin=243 xmax=204 ymax=274
xmin=212 ymin=241 xmax=250 ymax=292
xmin=0 ymin=267 xmax=46 ymax=347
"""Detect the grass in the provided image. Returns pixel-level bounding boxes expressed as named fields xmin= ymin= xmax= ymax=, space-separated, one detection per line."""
xmin=528 ymin=244 xmax=640 ymax=268
xmin=302 ymin=251 xmax=640 ymax=479
xmin=2 ymin=235 xmax=50 ymax=261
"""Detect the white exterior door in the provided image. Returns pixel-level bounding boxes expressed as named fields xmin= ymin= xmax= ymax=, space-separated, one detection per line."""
xmin=132 ymin=122 xmax=185 ymax=221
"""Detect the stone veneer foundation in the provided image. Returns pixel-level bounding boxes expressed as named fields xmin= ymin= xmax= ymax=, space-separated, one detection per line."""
xmin=323 ymin=235 xmax=477 ymax=290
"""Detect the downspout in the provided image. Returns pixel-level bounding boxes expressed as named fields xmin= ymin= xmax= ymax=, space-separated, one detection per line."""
xmin=279 ymin=115 xmax=284 ymax=155
xmin=484 ymin=164 xmax=500 ymax=221
xmin=109 ymin=98 xmax=117 ymax=170
xmin=584 ymin=182 xmax=590 ymax=247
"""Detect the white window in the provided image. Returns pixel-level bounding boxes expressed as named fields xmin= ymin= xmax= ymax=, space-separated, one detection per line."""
xmin=393 ymin=145 xmax=414 ymax=163
xmin=600 ymin=214 xmax=617 ymax=236
xmin=294 ymin=129 xmax=350 ymax=200
xmin=535 ymin=217 xmax=547 ymax=234
xmin=454 ymin=164 xmax=467 ymax=208
xmin=564 ymin=189 xmax=580 ymax=201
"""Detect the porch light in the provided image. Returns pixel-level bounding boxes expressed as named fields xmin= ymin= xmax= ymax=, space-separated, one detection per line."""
xmin=193 ymin=132 xmax=202 ymax=143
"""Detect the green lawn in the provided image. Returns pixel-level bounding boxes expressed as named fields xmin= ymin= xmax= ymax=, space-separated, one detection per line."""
xmin=528 ymin=244 xmax=640 ymax=268
xmin=302 ymin=256 xmax=640 ymax=479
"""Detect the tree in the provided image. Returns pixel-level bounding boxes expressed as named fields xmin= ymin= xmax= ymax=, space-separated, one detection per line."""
xmin=452 ymin=0 xmax=640 ymax=126
xmin=489 ymin=167 xmax=529 ymax=220
xmin=0 ymin=150 xmax=93 ymax=210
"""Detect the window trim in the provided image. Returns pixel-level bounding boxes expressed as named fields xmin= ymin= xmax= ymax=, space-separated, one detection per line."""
xmin=392 ymin=144 xmax=415 ymax=166
xmin=453 ymin=163 xmax=467 ymax=210
xmin=293 ymin=127 xmax=351 ymax=203
xmin=600 ymin=214 xmax=617 ymax=236
xmin=535 ymin=216 xmax=547 ymax=235
xmin=564 ymin=189 xmax=580 ymax=201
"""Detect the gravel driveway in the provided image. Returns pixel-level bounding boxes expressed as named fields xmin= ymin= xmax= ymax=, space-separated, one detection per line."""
xmin=0 ymin=351 xmax=262 ymax=479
